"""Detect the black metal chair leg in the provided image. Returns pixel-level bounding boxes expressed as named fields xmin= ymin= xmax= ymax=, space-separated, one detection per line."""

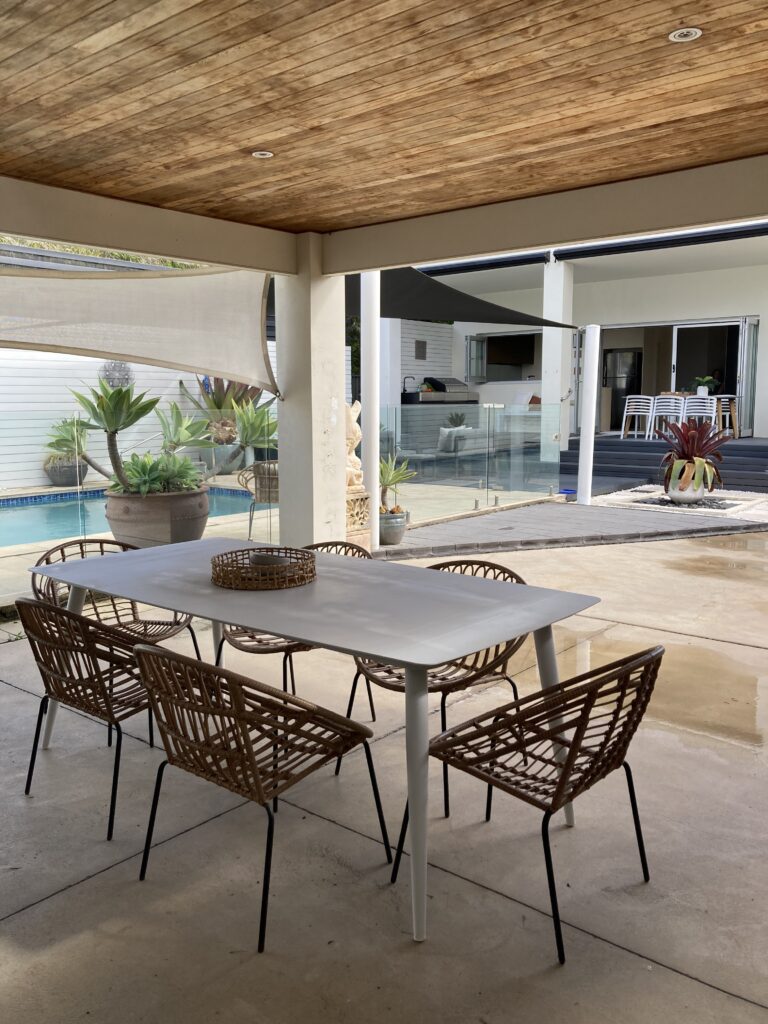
xmin=288 ymin=654 xmax=297 ymax=696
xmin=25 ymin=695 xmax=49 ymax=796
xmin=185 ymin=624 xmax=202 ymax=661
xmin=623 ymin=761 xmax=650 ymax=882
xmin=390 ymin=801 xmax=409 ymax=884
xmin=139 ymin=760 xmax=168 ymax=880
xmin=335 ymin=672 xmax=361 ymax=776
xmin=281 ymin=654 xmax=289 ymax=694
xmin=362 ymin=741 xmax=392 ymax=863
xmin=440 ymin=693 xmax=450 ymax=818
xmin=365 ymin=679 xmax=377 ymax=722
xmin=107 ymin=723 xmax=123 ymax=841
xmin=541 ymin=811 xmax=565 ymax=964
xmin=214 ymin=636 xmax=225 ymax=667
xmin=258 ymin=804 xmax=275 ymax=953
xmin=504 ymin=674 xmax=520 ymax=702
xmin=485 ymin=784 xmax=494 ymax=822
xmin=107 ymin=723 xmax=112 ymax=747
xmin=147 ymin=707 xmax=155 ymax=748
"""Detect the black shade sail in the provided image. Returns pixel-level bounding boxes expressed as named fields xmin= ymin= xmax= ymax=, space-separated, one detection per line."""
xmin=345 ymin=267 xmax=575 ymax=329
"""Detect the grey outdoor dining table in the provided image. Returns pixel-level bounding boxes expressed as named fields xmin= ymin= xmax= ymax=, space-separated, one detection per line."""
xmin=31 ymin=537 xmax=598 ymax=942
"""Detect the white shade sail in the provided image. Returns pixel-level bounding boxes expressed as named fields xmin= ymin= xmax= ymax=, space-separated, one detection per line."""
xmin=0 ymin=266 xmax=277 ymax=394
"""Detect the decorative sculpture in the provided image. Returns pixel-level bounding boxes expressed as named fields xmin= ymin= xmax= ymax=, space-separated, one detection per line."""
xmin=345 ymin=400 xmax=365 ymax=490
xmin=344 ymin=400 xmax=370 ymax=542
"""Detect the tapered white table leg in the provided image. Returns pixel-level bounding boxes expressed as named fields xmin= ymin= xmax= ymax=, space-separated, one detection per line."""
xmin=42 ymin=584 xmax=87 ymax=749
xmin=405 ymin=664 xmax=429 ymax=941
xmin=211 ymin=621 xmax=224 ymax=666
xmin=533 ymin=625 xmax=575 ymax=827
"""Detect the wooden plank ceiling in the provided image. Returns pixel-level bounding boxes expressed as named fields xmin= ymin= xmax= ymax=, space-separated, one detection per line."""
xmin=1 ymin=0 xmax=767 ymax=233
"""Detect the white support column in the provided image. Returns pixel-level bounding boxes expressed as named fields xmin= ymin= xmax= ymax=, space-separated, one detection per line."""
xmin=576 ymin=324 xmax=601 ymax=506
xmin=541 ymin=258 xmax=574 ymax=458
xmin=361 ymin=272 xmax=381 ymax=550
xmin=379 ymin=317 xmax=402 ymax=410
xmin=275 ymin=233 xmax=346 ymax=545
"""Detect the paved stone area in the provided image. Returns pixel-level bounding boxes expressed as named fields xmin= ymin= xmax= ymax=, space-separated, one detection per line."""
xmin=377 ymin=499 xmax=766 ymax=558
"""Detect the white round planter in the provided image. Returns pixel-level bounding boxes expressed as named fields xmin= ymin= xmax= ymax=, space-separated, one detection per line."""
xmin=668 ymin=482 xmax=707 ymax=505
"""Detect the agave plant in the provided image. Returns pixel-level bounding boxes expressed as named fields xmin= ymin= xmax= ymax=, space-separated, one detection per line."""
xmin=109 ymin=452 xmax=202 ymax=496
xmin=72 ymin=379 xmax=159 ymax=490
xmin=180 ymin=376 xmax=264 ymax=416
xmin=379 ymin=454 xmax=417 ymax=512
xmin=201 ymin=398 xmax=277 ymax=478
xmin=656 ymin=420 xmax=729 ymax=495
xmin=156 ymin=402 xmax=216 ymax=454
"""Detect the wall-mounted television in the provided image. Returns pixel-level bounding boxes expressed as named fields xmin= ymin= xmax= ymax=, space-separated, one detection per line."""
xmin=487 ymin=333 xmax=537 ymax=365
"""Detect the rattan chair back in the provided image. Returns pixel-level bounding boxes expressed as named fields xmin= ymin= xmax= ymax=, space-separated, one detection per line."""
xmin=431 ymin=646 xmax=663 ymax=813
xmin=356 ymin=559 xmax=528 ymax=693
xmin=304 ymin=540 xmax=372 ymax=558
xmin=135 ymin=645 xmax=372 ymax=805
xmin=15 ymin=597 xmax=143 ymax=723
xmin=31 ymin=538 xmax=141 ymax=626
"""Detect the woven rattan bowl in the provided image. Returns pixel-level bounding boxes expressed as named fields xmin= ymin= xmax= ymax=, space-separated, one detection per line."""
xmin=211 ymin=547 xmax=316 ymax=591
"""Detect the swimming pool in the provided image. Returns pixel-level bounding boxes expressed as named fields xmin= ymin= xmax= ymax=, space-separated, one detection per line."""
xmin=0 ymin=488 xmax=258 ymax=547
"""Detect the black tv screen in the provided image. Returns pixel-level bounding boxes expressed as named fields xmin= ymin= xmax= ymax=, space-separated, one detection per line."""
xmin=487 ymin=333 xmax=536 ymax=365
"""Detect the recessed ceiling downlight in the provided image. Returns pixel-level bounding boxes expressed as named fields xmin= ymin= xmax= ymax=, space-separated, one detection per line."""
xmin=668 ymin=27 xmax=703 ymax=42
xmin=251 ymin=150 xmax=274 ymax=159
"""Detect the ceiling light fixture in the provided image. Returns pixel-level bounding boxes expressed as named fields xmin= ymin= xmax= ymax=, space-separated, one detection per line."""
xmin=668 ymin=27 xmax=703 ymax=42
xmin=251 ymin=150 xmax=274 ymax=159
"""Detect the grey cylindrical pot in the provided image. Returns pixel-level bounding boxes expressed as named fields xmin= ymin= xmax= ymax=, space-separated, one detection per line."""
xmin=379 ymin=511 xmax=408 ymax=545
xmin=44 ymin=459 xmax=89 ymax=488
xmin=106 ymin=488 xmax=210 ymax=547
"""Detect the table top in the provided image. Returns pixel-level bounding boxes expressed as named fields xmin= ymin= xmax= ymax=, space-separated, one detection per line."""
xmin=31 ymin=538 xmax=599 ymax=669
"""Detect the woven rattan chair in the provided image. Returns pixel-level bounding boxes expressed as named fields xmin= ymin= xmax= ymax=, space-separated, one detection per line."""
xmin=134 ymin=644 xmax=391 ymax=953
xmin=16 ymin=597 xmax=152 ymax=840
xmin=216 ymin=540 xmax=372 ymax=693
xmin=338 ymin=559 xmax=528 ymax=818
xmin=32 ymin=539 xmax=201 ymax=660
xmin=391 ymin=646 xmax=664 ymax=964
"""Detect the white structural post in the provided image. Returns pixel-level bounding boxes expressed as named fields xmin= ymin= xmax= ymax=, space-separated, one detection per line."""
xmin=274 ymin=233 xmax=347 ymax=545
xmin=361 ymin=271 xmax=381 ymax=550
xmin=576 ymin=324 xmax=601 ymax=505
xmin=541 ymin=257 xmax=574 ymax=458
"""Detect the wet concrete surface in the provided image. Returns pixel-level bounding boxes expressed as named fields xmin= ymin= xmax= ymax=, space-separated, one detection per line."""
xmin=0 ymin=535 xmax=766 ymax=1023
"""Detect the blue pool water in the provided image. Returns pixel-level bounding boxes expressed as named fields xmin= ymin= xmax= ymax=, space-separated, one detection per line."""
xmin=0 ymin=488 xmax=257 ymax=547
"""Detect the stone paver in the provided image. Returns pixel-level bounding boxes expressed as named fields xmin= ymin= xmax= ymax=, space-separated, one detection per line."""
xmin=377 ymin=500 xmax=766 ymax=558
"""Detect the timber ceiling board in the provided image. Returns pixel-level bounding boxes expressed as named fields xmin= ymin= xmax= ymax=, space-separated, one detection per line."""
xmin=1 ymin=0 xmax=767 ymax=233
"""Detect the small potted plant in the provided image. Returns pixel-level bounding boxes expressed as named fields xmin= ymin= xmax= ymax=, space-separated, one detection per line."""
xmin=657 ymin=420 xmax=728 ymax=505
xmin=379 ymin=453 xmax=417 ymax=545
xmin=692 ymin=375 xmax=716 ymax=397
xmin=43 ymin=418 xmax=91 ymax=487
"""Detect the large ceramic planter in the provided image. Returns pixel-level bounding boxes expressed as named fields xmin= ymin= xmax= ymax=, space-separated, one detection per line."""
xmin=379 ymin=511 xmax=408 ymax=545
xmin=106 ymin=487 xmax=209 ymax=547
xmin=44 ymin=458 xmax=88 ymax=488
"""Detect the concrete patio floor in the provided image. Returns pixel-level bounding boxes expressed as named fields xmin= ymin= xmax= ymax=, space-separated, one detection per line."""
xmin=0 ymin=534 xmax=766 ymax=1023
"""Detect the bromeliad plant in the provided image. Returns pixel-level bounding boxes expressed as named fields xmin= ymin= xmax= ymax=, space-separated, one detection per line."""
xmin=657 ymin=420 xmax=729 ymax=495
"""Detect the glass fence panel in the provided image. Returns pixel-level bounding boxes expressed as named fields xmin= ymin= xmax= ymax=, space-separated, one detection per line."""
xmin=381 ymin=401 xmax=561 ymax=524
xmin=0 ymin=351 xmax=278 ymax=606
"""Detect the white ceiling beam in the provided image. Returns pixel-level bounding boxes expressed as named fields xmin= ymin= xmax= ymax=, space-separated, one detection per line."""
xmin=322 ymin=156 xmax=768 ymax=274
xmin=0 ymin=176 xmax=297 ymax=274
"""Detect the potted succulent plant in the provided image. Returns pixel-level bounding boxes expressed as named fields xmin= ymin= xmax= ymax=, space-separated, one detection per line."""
xmin=657 ymin=420 xmax=728 ymax=505
xmin=379 ymin=453 xmax=417 ymax=545
xmin=43 ymin=418 xmax=91 ymax=487
xmin=181 ymin=375 xmax=265 ymax=473
xmin=72 ymin=379 xmax=210 ymax=546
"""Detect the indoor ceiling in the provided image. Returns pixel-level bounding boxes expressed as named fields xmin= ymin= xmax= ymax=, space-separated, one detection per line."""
xmin=1 ymin=1 xmax=768 ymax=234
